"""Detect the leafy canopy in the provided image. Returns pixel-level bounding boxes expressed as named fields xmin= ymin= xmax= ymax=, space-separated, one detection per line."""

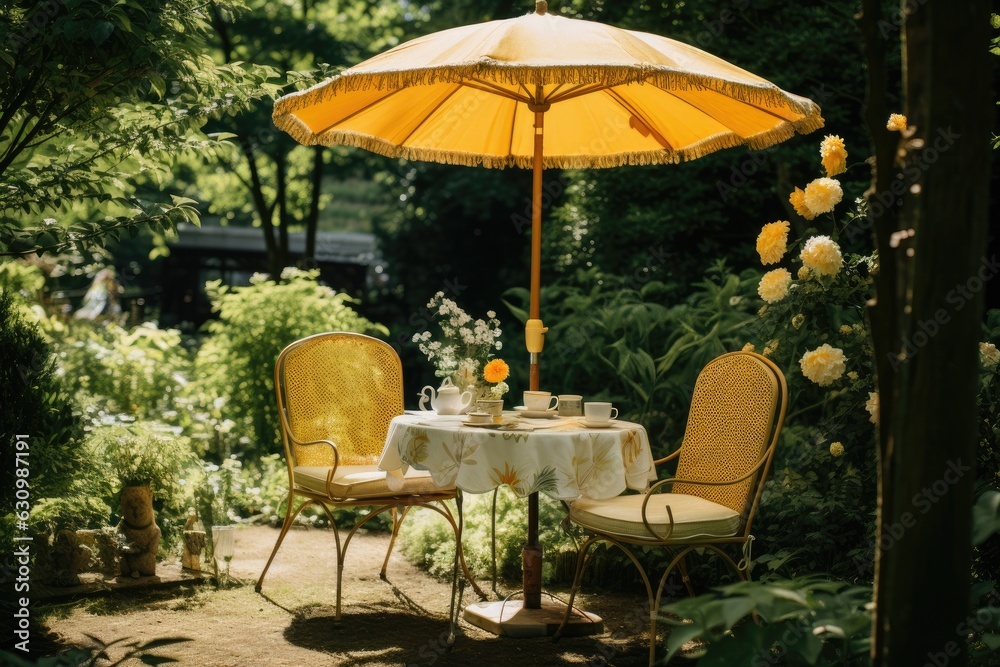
xmin=0 ymin=0 xmax=279 ymax=256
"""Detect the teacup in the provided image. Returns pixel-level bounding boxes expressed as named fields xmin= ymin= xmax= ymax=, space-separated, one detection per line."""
xmin=476 ymin=399 xmax=504 ymax=423
xmin=466 ymin=411 xmax=492 ymax=424
xmin=557 ymin=394 xmax=583 ymax=417
xmin=584 ymin=402 xmax=618 ymax=423
xmin=523 ymin=391 xmax=558 ymax=412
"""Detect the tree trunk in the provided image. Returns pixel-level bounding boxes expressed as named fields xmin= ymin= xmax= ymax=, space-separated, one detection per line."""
xmin=305 ymin=145 xmax=324 ymax=263
xmin=865 ymin=1 xmax=993 ymax=665
xmin=240 ymin=138 xmax=280 ymax=275
xmin=275 ymin=148 xmax=290 ymax=271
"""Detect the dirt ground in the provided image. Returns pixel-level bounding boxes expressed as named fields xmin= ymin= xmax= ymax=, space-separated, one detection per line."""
xmin=37 ymin=525 xmax=669 ymax=666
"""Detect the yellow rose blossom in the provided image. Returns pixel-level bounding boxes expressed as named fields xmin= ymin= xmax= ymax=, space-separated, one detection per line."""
xmin=803 ymin=177 xmax=844 ymax=216
xmin=798 ymin=266 xmax=810 ymax=281
xmin=799 ymin=344 xmax=847 ymax=386
xmin=847 ymin=371 xmax=859 ymax=380
xmin=887 ymin=114 xmax=908 ymax=132
xmin=742 ymin=342 xmax=755 ymax=353
xmin=866 ymin=391 xmax=879 ymax=424
xmin=819 ymin=135 xmax=848 ymax=177
xmin=789 ymin=187 xmax=816 ymax=220
xmin=829 ymin=442 xmax=845 ymax=457
xmin=839 ymin=325 xmax=853 ymax=335
xmin=756 ymin=220 xmax=791 ymax=265
xmin=800 ymin=235 xmax=843 ymax=277
xmin=980 ymin=342 xmax=1000 ymax=367
xmin=758 ymin=268 xmax=792 ymax=304
xmin=483 ymin=358 xmax=510 ymax=383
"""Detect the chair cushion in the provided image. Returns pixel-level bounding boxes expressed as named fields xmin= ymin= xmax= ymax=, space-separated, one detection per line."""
xmin=294 ymin=465 xmax=453 ymax=499
xmin=570 ymin=493 xmax=741 ymax=541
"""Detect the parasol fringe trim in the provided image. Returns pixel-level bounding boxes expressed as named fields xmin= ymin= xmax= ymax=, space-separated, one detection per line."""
xmin=273 ymin=115 xmax=826 ymax=170
xmin=271 ymin=61 xmax=822 ymax=121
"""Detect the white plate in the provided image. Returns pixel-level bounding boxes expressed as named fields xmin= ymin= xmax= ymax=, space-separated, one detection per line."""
xmin=579 ymin=419 xmax=617 ymax=429
xmin=513 ymin=406 xmax=559 ymax=419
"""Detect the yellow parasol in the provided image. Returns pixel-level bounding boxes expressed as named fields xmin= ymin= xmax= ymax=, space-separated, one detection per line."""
xmin=271 ymin=0 xmax=822 ymax=627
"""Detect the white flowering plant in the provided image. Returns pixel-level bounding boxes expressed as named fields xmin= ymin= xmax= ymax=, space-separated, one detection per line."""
xmin=411 ymin=292 xmax=504 ymax=395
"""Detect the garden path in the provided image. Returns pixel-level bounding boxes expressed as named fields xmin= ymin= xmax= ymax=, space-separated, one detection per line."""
xmin=40 ymin=525 xmax=657 ymax=666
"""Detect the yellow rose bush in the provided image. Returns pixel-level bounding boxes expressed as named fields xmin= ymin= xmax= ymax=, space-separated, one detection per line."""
xmin=738 ymin=132 xmax=884 ymax=579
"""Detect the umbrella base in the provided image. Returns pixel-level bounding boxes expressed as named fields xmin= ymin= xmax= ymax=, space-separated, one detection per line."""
xmin=463 ymin=599 xmax=603 ymax=637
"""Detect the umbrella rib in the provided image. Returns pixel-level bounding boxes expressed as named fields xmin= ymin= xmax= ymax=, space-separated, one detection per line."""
xmin=546 ymin=83 xmax=613 ymax=105
xmin=670 ymin=88 xmax=799 ymax=125
xmin=542 ymin=83 xmax=566 ymax=102
xmin=312 ymin=86 xmax=408 ymax=136
xmin=605 ymin=88 xmax=674 ymax=150
xmin=465 ymin=77 xmax=531 ymax=104
xmin=394 ymin=85 xmax=465 ymax=148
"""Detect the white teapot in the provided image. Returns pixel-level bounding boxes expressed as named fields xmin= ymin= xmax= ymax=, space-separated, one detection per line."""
xmin=418 ymin=377 xmax=473 ymax=415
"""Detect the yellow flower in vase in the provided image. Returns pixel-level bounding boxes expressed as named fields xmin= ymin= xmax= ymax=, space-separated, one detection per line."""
xmin=483 ymin=358 xmax=510 ymax=399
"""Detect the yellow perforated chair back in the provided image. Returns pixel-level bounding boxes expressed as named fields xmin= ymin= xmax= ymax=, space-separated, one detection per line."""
xmin=276 ymin=333 xmax=404 ymax=467
xmin=672 ymin=352 xmax=782 ymax=514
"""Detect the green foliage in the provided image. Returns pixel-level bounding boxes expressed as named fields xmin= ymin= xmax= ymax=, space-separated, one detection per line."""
xmin=400 ymin=488 xmax=575 ymax=583
xmin=662 ymin=577 xmax=873 ymax=665
xmin=0 ymin=0 xmax=279 ymax=257
xmin=0 ymin=259 xmax=46 ymax=301
xmin=50 ymin=320 xmax=192 ymax=420
xmin=0 ymin=290 xmax=85 ymax=554
xmin=504 ymin=263 xmax=759 ymax=451
xmin=30 ymin=494 xmax=113 ymax=539
xmin=91 ymin=424 xmax=190 ymax=490
xmin=188 ymin=267 xmax=388 ymax=458
xmin=978 ymin=310 xmax=1000 ymax=491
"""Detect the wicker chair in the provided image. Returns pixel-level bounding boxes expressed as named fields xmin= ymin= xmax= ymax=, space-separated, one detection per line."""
xmin=555 ymin=351 xmax=788 ymax=665
xmin=256 ymin=332 xmax=484 ymax=635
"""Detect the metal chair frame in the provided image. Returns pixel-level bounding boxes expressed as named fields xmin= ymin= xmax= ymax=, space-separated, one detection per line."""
xmin=256 ymin=332 xmax=486 ymax=640
xmin=555 ymin=351 xmax=788 ymax=665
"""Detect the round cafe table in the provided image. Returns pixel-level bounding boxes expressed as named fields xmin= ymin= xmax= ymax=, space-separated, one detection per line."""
xmin=378 ymin=411 xmax=656 ymax=636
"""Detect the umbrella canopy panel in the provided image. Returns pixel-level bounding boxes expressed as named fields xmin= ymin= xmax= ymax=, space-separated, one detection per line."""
xmin=274 ymin=8 xmax=823 ymax=169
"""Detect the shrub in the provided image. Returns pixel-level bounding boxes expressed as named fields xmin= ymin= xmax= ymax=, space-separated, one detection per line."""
xmin=399 ymin=488 xmax=576 ymax=583
xmin=89 ymin=423 xmax=194 ymax=554
xmin=503 ymin=262 xmax=759 ymax=452
xmin=187 ymin=267 xmax=389 ymax=460
xmin=0 ymin=290 xmax=85 ymax=554
xmin=51 ymin=320 xmax=192 ymax=420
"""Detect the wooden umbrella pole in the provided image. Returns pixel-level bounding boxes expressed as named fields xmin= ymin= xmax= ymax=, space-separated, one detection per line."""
xmin=522 ymin=97 xmax=546 ymax=610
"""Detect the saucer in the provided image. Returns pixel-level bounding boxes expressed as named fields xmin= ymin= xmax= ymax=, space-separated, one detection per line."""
xmin=579 ymin=419 xmax=617 ymax=429
xmin=462 ymin=417 xmax=520 ymax=429
xmin=514 ymin=406 xmax=559 ymax=419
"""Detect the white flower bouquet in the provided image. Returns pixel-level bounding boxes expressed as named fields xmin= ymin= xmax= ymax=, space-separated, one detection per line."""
xmin=412 ymin=292 xmax=503 ymax=396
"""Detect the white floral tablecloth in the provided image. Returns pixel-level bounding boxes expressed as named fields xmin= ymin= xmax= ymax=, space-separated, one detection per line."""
xmin=378 ymin=412 xmax=656 ymax=500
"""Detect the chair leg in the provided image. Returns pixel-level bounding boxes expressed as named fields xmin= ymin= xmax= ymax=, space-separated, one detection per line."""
xmin=491 ymin=487 xmax=499 ymax=596
xmin=436 ymin=498 xmax=488 ymax=601
xmin=256 ymin=491 xmax=313 ymax=592
xmin=652 ymin=546 xmax=697 ymax=666
xmin=381 ymin=506 xmax=410 ymax=580
xmin=677 ymin=555 xmax=696 ymax=598
xmin=446 ymin=493 xmax=466 ymax=647
xmin=554 ymin=535 xmax=600 ymax=641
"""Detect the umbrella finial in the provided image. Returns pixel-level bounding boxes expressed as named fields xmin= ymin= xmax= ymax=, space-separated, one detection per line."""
xmin=535 ymin=1 xmax=547 ymax=15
